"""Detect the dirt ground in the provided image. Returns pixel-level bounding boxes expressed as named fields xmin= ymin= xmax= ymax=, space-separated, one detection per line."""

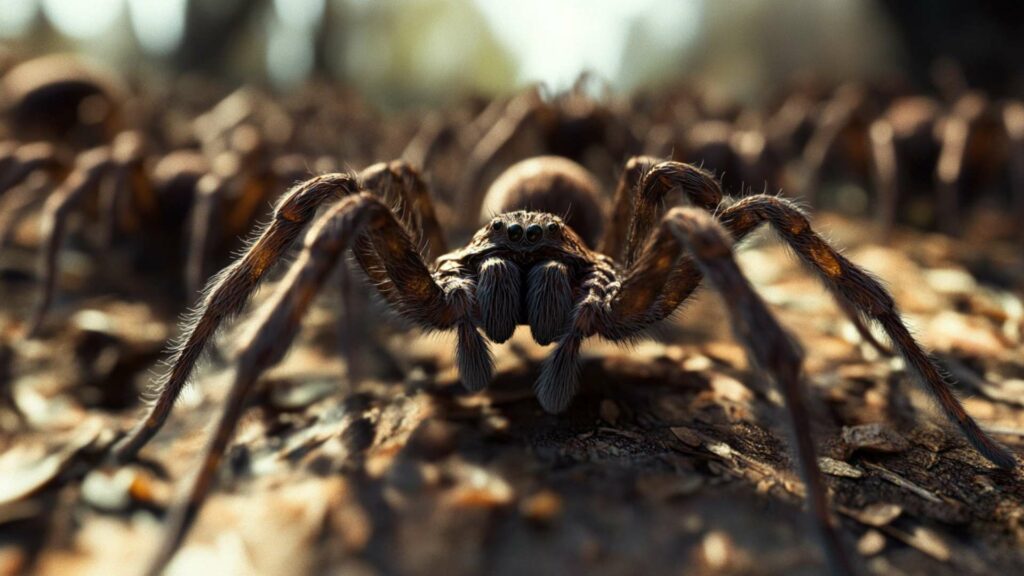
xmin=2 ymin=213 xmax=1024 ymax=576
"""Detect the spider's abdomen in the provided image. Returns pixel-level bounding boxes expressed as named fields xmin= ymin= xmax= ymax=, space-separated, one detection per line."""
xmin=480 ymin=156 xmax=605 ymax=248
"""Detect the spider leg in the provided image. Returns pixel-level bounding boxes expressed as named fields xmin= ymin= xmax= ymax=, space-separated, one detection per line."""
xmin=457 ymin=88 xmax=543 ymax=229
xmin=477 ymin=257 xmax=521 ymax=343
xmin=621 ymin=160 xmax=724 ymax=267
xmin=604 ymin=190 xmax=1013 ymax=469
xmin=1001 ymin=102 xmax=1024 ymax=237
xmin=110 ymin=173 xmax=360 ymax=463
xmin=401 ymin=111 xmax=453 ymax=171
xmin=25 ymin=147 xmax=114 ymax=337
xmin=184 ymin=173 xmax=228 ymax=296
xmin=142 ymin=191 xmax=451 ymax=576
xmin=868 ymin=119 xmax=899 ymax=238
xmin=359 ymin=160 xmax=448 ymax=259
xmin=664 ymin=207 xmax=855 ymax=576
xmin=620 ymin=159 xmax=888 ymax=355
xmin=535 ymin=260 xmax=617 ymax=412
xmin=0 ymin=142 xmax=60 ymax=197
xmin=97 ymin=132 xmax=150 ymax=248
xmin=0 ymin=170 xmax=50 ymax=248
xmin=935 ymin=113 xmax=968 ymax=235
xmin=598 ymin=155 xmax=658 ymax=261
xmin=799 ymin=96 xmax=857 ymax=207
xmin=715 ymin=194 xmax=1015 ymax=469
xmin=526 ymin=260 xmax=573 ymax=345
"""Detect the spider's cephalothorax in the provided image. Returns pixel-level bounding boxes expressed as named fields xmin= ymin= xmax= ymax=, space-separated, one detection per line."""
xmin=113 ymin=156 xmax=1015 ymax=576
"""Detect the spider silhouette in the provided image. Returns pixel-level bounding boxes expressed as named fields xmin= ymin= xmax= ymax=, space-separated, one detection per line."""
xmin=110 ymin=156 xmax=1014 ymax=576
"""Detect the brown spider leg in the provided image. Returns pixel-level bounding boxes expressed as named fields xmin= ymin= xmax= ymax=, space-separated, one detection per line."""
xmin=622 ymin=161 xmax=889 ymax=356
xmin=800 ymin=101 xmax=852 ymax=207
xmin=712 ymin=195 xmax=1013 ymax=469
xmin=0 ymin=170 xmax=50 ymax=248
xmin=935 ymin=114 xmax=969 ymax=235
xmin=359 ymin=160 xmax=448 ymax=259
xmin=401 ymin=111 xmax=453 ymax=170
xmin=477 ymin=257 xmax=521 ymax=343
xmin=623 ymin=160 xmax=723 ymax=267
xmin=458 ymin=89 xmax=542 ymax=229
xmin=0 ymin=142 xmax=59 ymax=196
xmin=0 ymin=140 xmax=18 ymax=188
xmin=110 ymin=173 xmax=361 ymax=463
xmin=1001 ymin=102 xmax=1024 ymax=235
xmin=97 ymin=133 xmax=149 ymax=248
xmin=526 ymin=260 xmax=573 ymax=345
xmin=868 ymin=119 xmax=900 ymax=239
xmin=598 ymin=155 xmax=658 ymax=262
xmin=663 ymin=207 xmax=854 ymax=576
xmin=341 ymin=161 xmax=448 ymax=385
xmin=142 ymin=192 xmax=454 ymax=576
xmin=535 ymin=259 xmax=617 ymax=413
xmin=25 ymin=147 xmax=114 ymax=338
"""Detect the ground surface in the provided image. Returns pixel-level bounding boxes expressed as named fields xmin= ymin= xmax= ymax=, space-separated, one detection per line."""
xmin=2 ymin=213 xmax=1024 ymax=576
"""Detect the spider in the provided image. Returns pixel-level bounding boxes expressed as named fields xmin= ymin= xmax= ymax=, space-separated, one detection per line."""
xmin=108 ymin=156 xmax=1014 ymax=576
xmin=455 ymin=78 xmax=640 ymax=231
xmin=1 ymin=53 xmax=126 ymax=148
xmin=800 ymin=87 xmax=1024 ymax=237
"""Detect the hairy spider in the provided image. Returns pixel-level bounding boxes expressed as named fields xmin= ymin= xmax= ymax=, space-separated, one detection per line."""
xmin=456 ymin=78 xmax=640 ymax=230
xmin=111 ymin=156 xmax=1014 ymax=576
xmin=800 ymin=87 xmax=1024 ymax=237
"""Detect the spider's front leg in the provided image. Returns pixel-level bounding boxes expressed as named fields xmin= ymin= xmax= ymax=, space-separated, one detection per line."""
xmin=477 ymin=257 xmax=521 ymax=343
xmin=141 ymin=192 xmax=457 ymax=576
xmin=534 ymin=259 xmax=617 ymax=413
xmin=110 ymin=173 xmax=360 ymax=462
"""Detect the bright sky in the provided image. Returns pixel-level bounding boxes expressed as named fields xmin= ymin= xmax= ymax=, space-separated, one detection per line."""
xmin=473 ymin=0 xmax=701 ymax=90
xmin=1 ymin=0 xmax=702 ymax=90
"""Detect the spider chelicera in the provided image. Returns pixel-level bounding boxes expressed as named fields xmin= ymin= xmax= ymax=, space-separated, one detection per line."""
xmin=109 ymin=155 xmax=1014 ymax=576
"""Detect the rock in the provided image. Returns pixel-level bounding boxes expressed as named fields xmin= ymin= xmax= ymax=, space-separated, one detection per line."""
xmin=841 ymin=423 xmax=910 ymax=456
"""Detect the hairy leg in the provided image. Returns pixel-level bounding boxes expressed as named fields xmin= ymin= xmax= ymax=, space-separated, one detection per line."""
xmin=664 ymin=207 xmax=854 ymax=576
xmin=1001 ymin=102 xmax=1024 ymax=237
xmin=0 ymin=171 xmax=50 ymax=248
xmin=622 ymin=160 xmax=723 ymax=267
xmin=534 ymin=259 xmax=617 ymax=413
xmin=526 ymin=260 xmax=573 ymax=345
xmin=477 ymin=257 xmax=521 ymax=343
xmin=619 ymin=160 xmax=888 ymax=355
xmin=598 ymin=155 xmax=657 ymax=262
xmin=457 ymin=89 xmax=542 ymax=229
xmin=111 ymin=173 xmax=360 ymax=462
xmin=605 ymin=190 xmax=1013 ymax=468
xmin=359 ymin=160 xmax=448 ymax=259
xmin=0 ymin=142 xmax=60 ymax=197
xmin=141 ymin=192 xmax=452 ymax=575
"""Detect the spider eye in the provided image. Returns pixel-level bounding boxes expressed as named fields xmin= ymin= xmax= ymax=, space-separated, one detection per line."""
xmin=546 ymin=222 xmax=560 ymax=234
xmin=507 ymin=223 xmax=524 ymax=241
xmin=525 ymin=224 xmax=542 ymax=243
xmin=491 ymin=220 xmax=504 ymax=231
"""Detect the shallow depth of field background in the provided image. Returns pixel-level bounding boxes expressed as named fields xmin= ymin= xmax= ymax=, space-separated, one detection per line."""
xmin=3 ymin=0 xmax=1022 ymax=107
